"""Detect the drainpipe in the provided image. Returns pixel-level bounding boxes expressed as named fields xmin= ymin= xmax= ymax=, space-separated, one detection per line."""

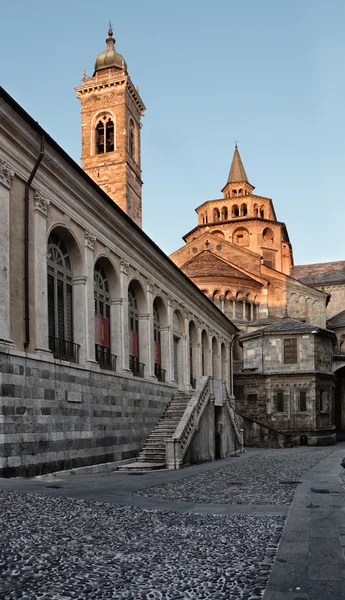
xmin=24 ymin=135 xmax=45 ymax=349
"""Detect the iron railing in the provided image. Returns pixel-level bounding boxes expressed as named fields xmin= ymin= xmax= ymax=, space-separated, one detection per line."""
xmin=190 ymin=376 xmax=197 ymax=389
xmin=95 ymin=345 xmax=117 ymax=372
xmin=154 ymin=363 xmax=166 ymax=382
xmin=129 ymin=355 xmax=145 ymax=378
xmin=49 ymin=337 xmax=80 ymax=363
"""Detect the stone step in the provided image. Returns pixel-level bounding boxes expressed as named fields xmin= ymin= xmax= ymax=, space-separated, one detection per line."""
xmin=118 ymin=461 xmax=166 ymax=472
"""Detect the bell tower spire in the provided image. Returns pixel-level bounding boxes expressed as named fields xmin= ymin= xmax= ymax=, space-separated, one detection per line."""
xmin=222 ymin=143 xmax=254 ymax=199
xmin=75 ymin=26 xmax=146 ymax=227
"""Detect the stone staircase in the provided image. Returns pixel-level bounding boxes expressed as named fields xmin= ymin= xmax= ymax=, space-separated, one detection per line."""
xmin=120 ymin=391 xmax=191 ymax=471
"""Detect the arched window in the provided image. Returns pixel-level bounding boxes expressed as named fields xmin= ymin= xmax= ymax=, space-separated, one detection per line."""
xmin=213 ymin=208 xmax=220 ymax=222
xmin=47 ymin=233 xmax=75 ymax=361
xmin=262 ymin=227 xmax=274 ymax=245
xmin=153 ymin=301 xmax=161 ymax=378
xmin=96 ymin=116 xmax=115 ymax=154
xmin=128 ymin=287 xmax=142 ymax=376
xmin=232 ymin=190 xmax=237 ymax=197
xmin=238 ymin=188 xmax=243 ymax=196
xmin=241 ymin=203 xmax=247 ymax=216
xmin=94 ymin=264 xmax=114 ymax=370
xmin=221 ymin=206 xmax=228 ymax=220
xmin=129 ymin=119 xmax=135 ymax=159
xmin=260 ymin=205 xmax=265 ymax=218
xmin=232 ymin=204 xmax=239 ymax=217
xmin=254 ymin=204 xmax=259 ymax=217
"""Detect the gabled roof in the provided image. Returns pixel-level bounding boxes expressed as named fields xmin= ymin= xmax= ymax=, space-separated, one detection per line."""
xmin=227 ymin=145 xmax=248 ymax=183
xmin=327 ymin=310 xmax=345 ymax=329
xmin=291 ymin=261 xmax=345 ymax=286
xmin=182 ymin=250 xmax=260 ymax=284
xmin=241 ymin=316 xmax=336 ymax=341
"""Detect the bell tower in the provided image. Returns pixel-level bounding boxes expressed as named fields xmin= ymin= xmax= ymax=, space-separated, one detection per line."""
xmin=75 ymin=26 xmax=145 ymax=227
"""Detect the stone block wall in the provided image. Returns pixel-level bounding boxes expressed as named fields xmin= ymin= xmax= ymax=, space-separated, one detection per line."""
xmin=0 ymin=349 xmax=174 ymax=477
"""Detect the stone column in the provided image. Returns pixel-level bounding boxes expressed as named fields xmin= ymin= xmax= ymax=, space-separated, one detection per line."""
xmin=208 ymin=333 xmax=214 ymax=377
xmin=72 ymin=276 xmax=87 ymax=364
xmin=120 ymin=259 xmax=131 ymax=372
xmin=33 ymin=190 xmax=51 ymax=354
xmin=250 ymin=302 xmax=254 ymax=321
xmin=0 ymin=160 xmax=14 ymax=345
xmin=242 ymin=300 xmax=246 ymax=320
xmin=231 ymin=298 xmax=236 ymax=320
xmin=160 ymin=324 xmax=171 ymax=381
xmin=220 ymin=295 xmax=225 ymax=313
xmin=184 ymin=312 xmax=191 ymax=391
xmin=138 ymin=313 xmax=150 ymax=378
xmin=84 ymin=231 xmax=98 ymax=365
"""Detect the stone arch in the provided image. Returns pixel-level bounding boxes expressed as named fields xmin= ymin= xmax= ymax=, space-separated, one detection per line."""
xmin=262 ymin=227 xmax=274 ymax=245
xmin=240 ymin=203 xmax=247 ymax=216
xmin=189 ymin=320 xmax=199 ymax=388
xmin=253 ymin=203 xmax=259 ymax=217
xmin=173 ymin=309 xmax=184 ymax=387
xmin=212 ymin=336 xmax=221 ymax=379
xmin=213 ymin=207 xmax=220 ymax=222
xmin=47 ymin=225 xmax=84 ymax=362
xmin=153 ymin=295 xmax=168 ymax=381
xmin=201 ymin=329 xmax=210 ymax=376
xmin=93 ymin=256 xmax=120 ymax=369
xmin=210 ymin=230 xmax=225 ymax=238
xmin=128 ymin=278 xmax=147 ymax=376
xmin=233 ymin=227 xmax=250 ymax=247
xmin=232 ymin=204 xmax=239 ymax=217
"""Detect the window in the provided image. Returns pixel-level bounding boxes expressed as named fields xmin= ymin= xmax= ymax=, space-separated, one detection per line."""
xmin=96 ymin=116 xmax=114 ymax=154
xmin=247 ymin=393 xmax=258 ymax=403
xmin=129 ymin=119 xmax=135 ymax=159
xmin=232 ymin=204 xmax=239 ymax=217
xmin=284 ymin=338 xmax=297 ymax=364
xmin=276 ymin=392 xmax=285 ymax=413
xmin=47 ymin=233 xmax=75 ymax=361
xmin=299 ymin=391 xmax=307 ymax=412
xmin=213 ymin=208 xmax=220 ymax=222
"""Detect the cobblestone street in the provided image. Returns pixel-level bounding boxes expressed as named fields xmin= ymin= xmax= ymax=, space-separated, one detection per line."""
xmin=0 ymin=446 xmax=344 ymax=600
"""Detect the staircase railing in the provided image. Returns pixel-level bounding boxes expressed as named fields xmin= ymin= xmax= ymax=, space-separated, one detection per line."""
xmin=223 ymin=382 xmax=244 ymax=453
xmin=166 ymin=376 xmax=211 ymax=469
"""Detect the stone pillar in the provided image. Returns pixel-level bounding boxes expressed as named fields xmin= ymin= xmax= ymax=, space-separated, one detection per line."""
xmin=242 ymin=300 xmax=246 ymax=320
xmin=184 ymin=313 xmax=191 ymax=391
xmin=0 ymin=160 xmax=14 ymax=345
xmin=84 ymin=231 xmax=98 ymax=365
xmin=208 ymin=333 xmax=214 ymax=377
xmin=231 ymin=298 xmax=236 ymax=320
xmin=72 ymin=276 xmax=87 ymax=364
xmin=120 ymin=259 xmax=130 ymax=372
xmin=220 ymin=295 xmax=225 ymax=313
xmin=33 ymin=190 xmax=51 ymax=354
xmin=250 ymin=302 xmax=254 ymax=321
xmin=160 ymin=324 xmax=171 ymax=381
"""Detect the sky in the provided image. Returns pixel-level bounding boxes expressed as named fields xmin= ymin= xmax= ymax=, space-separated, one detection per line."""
xmin=1 ymin=0 xmax=344 ymax=265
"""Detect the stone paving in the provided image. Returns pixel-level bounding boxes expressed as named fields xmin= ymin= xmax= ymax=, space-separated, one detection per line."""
xmin=0 ymin=446 xmax=341 ymax=600
xmin=0 ymin=491 xmax=283 ymax=600
xmin=135 ymin=448 xmax=336 ymax=505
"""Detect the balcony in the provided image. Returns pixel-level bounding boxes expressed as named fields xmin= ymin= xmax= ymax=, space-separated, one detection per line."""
xmin=154 ymin=363 xmax=166 ymax=383
xmin=129 ymin=355 xmax=145 ymax=378
xmin=95 ymin=345 xmax=117 ymax=372
xmin=49 ymin=337 xmax=80 ymax=363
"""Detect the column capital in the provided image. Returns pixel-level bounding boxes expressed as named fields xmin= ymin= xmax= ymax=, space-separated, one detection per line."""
xmin=34 ymin=189 xmax=50 ymax=217
xmin=0 ymin=158 xmax=14 ymax=189
xmin=167 ymin=295 xmax=174 ymax=307
xmin=147 ymin=280 xmax=154 ymax=293
xmin=72 ymin=275 xmax=87 ymax=286
xmin=111 ymin=297 xmax=123 ymax=306
xmin=84 ymin=230 xmax=96 ymax=250
xmin=120 ymin=258 xmax=129 ymax=275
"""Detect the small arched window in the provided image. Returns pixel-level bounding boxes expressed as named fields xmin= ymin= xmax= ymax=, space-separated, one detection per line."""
xmin=221 ymin=206 xmax=228 ymax=220
xmin=260 ymin=205 xmax=265 ymax=218
xmin=254 ymin=204 xmax=259 ymax=217
xmin=241 ymin=203 xmax=247 ymax=216
xmin=96 ymin=116 xmax=115 ymax=154
xmin=213 ymin=208 xmax=220 ymax=222
xmin=129 ymin=119 xmax=135 ymax=159
xmin=232 ymin=189 xmax=237 ymax=197
xmin=232 ymin=204 xmax=239 ymax=217
xmin=238 ymin=188 xmax=243 ymax=196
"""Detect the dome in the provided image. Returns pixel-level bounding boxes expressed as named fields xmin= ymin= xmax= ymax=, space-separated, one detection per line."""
xmin=94 ymin=27 xmax=127 ymax=75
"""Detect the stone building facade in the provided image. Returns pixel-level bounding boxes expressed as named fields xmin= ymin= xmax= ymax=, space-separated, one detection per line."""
xmin=235 ymin=318 xmax=336 ymax=446
xmin=0 ymin=79 xmax=237 ymax=476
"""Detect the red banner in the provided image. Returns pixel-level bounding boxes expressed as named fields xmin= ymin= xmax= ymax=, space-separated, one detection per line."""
xmin=155 ymin=342 xmax=161 ymax=365
xmin=95 ymin=315 xmax=110 ymax=348
xmin=129 ymin=330 xmax=139 ymax=357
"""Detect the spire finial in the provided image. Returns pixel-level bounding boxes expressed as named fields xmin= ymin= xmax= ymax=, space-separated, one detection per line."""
xmin=234 ymin=139 xmax=239 ymax=149
xmin=108 ymin=20 xmax=113 ymax=37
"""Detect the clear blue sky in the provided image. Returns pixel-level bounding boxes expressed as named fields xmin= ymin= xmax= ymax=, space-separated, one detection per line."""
xmin=1 ymin=0 xmax=344 ymax=265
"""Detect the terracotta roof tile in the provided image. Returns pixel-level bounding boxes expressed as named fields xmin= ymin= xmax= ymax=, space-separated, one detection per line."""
xmin=291 ymin=261 xmax=345 ymax=286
